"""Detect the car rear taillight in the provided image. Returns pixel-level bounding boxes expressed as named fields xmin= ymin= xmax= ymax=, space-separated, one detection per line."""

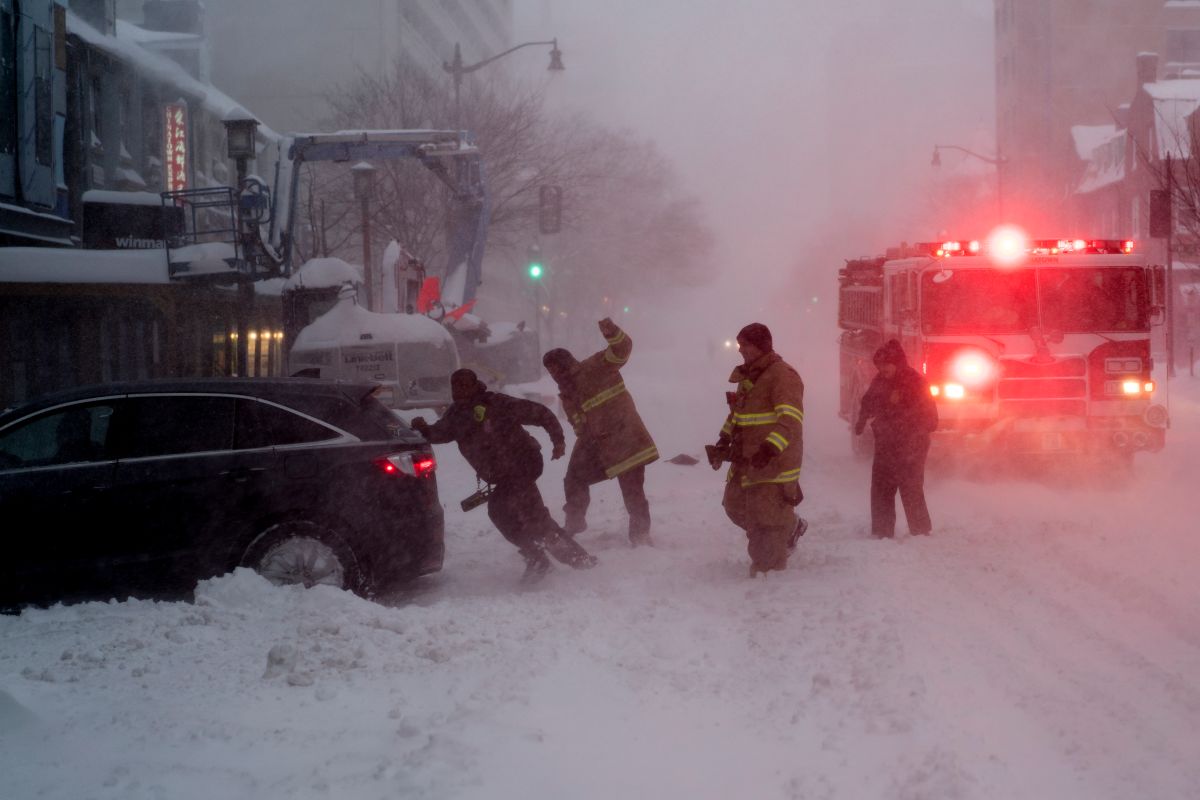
xmin=375 ymin=452 xmax=437 ymax=478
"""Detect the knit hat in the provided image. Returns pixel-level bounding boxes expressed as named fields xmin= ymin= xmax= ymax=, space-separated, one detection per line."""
xmin=450 ymin=368 xmax=485 ymax=401
xmin=736 ymin=323 xmax=773 ymax=353
xmin=542 ymin=348 xmax=578 ymax=372
xmin=872 ymin=339 xmax=908 ymax=367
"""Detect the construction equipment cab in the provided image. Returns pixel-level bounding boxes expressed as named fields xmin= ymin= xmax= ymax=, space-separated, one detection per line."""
xmin=838 ymin=231 xmax=1169 ymax=465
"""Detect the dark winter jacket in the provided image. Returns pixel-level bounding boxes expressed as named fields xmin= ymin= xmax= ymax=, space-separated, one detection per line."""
xmin=421 ymin=391 xmax=565 ymax=484
xmin=856 ymin=340 xmax=938 ymax=455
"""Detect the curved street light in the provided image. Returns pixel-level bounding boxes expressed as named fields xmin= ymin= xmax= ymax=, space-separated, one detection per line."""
xmin=932 ymin=144 xmax=1008 ymax=221
xmin=443 ymin=39 xmax=564 ymax=131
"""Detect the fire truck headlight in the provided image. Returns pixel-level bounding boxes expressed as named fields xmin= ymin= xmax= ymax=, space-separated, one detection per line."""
xmin=929 ymin=385 xmax=940 ymax=397
xmin=1121 ymin=380 xmax=1142 ymax=395
xmin=943 ymin=383 xmax=966 ymax=399
xmin=950 ymin=350 xmax=996 ymax=388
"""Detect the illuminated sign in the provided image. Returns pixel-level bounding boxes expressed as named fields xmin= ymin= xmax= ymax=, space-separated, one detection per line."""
xmin=165 ymin=103 xmax=188 ymax=192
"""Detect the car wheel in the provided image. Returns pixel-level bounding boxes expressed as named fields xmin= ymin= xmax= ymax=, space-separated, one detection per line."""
xmin=241 ymin=520 xmax=366 ymax=594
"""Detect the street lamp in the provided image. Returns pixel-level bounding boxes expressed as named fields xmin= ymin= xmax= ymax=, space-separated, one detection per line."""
xmin=931 ymin=144 xmax=1007 ymax=222
xmin=443 ymin=38 xmax=564 ymax=130
xmin=352 ymin=162 xmax=377 ymax=311
xmin=223 ymin=109 xmax=260 ymax=376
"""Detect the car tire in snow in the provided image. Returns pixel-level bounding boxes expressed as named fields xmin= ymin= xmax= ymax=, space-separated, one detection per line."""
xmin=241 ymin=520 xmax=367 ymax=596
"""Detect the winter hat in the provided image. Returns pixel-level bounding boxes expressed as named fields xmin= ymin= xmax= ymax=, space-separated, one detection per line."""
xmin=736 ymin=323 xmax=773 ymax=353
xmin=872 ymin=339 xmax=907 ymax=367
xmin=542 ymin=348 xmax=577 ymax=372
xmin=450 ymin=368 xmax=485 ymax=401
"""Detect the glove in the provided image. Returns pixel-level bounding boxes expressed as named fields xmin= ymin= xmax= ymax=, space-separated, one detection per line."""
xmin=706 ymin=435 xmax=731 ymax=470
xmin=551 ymin=441 xmax=566 ymax=460
xmin=598 ymin=317 xmax=618 ymax=338
xmin=411 ymin=417 xmax=430 ymax=436
xmin=705 ymin=444 xmax=723 ymax=470
xmin=749 ymin=442 xmax=777 ymax=470
xmin=854 ymin=419 xmax=866 ymax=436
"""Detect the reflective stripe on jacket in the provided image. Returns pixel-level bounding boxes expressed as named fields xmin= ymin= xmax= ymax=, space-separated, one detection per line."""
xmin=560 ymin=325 xmax=658 ymax=478
xmin=718 ymin=352 xmax=804 ymax=487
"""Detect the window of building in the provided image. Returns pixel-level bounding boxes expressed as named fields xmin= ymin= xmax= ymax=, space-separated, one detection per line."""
xmin=0 ymin=9 xmax=15 ymax=156
xmin=1166 ymin=29 xmax=1200 ymax=66
xmin=33 ymin=26 xmax=52 ymax=166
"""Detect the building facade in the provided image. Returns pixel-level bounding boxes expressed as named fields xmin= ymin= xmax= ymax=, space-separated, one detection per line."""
xmin=139 ymin=0 xmax=515 ymax=134
xmin=995 ymin=0 xmax=1200 ymax=230
xmin=1 ymin=0 xmax=70 ymax=246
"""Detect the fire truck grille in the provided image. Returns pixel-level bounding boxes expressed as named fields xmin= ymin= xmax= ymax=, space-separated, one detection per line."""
xmin=995 ymin=356 xmax=1088 ymax=417
xmin=1000 ymin=357 xmax=1087 ymax=378
xmin=999 ymin=399 xmax=1087 ymax=417
xmin=997 ymin=378 xmax=1087 ymax=400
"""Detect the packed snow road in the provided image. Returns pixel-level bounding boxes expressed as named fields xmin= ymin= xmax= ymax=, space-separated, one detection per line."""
xmin=1 ymin=336 xmax=1198 ymax=800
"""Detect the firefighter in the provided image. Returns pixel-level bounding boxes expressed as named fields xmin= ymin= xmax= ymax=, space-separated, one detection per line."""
xmin=542 ymin=318 xmax=659 ymax=547
xmin=854 ymin=339 xmax=938 ymax=538
xmin=710 ymin=323 xmax=807 ymax=577
xmin=412 ymin=369 xmax=596 ymax=580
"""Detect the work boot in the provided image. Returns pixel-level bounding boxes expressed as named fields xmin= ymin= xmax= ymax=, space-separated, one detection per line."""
xmin=520 ymin=548 xmax=551 ymax=583
xmin=786 ymin=517 xmax=808 ymax=555
xmin=544 ymin=533 xmax=598 ymax=569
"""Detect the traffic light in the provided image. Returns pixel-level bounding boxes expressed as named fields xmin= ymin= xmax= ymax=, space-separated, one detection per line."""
xmin=527 ymin=243 xmax=544 ymax=280
xmin=539 ymin=185 xmax=562 ymax=234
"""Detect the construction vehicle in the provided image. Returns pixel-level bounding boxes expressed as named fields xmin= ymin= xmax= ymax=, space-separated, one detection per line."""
xmin=166 ymin=129 xmax=538 ymax=408
xmin=838 ymin=231 xmax=1170 ymax=465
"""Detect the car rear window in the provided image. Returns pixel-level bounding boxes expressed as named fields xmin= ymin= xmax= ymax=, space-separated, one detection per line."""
xmin=274 ymin=390 xmax=400 ymax=441
xmin=118 ymin=395 xmax=235 ymax=458
xmin=235 ymin=398 xmax=341 ymax=449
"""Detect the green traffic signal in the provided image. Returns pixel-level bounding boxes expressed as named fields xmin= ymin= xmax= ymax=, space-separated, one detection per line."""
xmin=528 ymin=262 xmax=544 ymax=279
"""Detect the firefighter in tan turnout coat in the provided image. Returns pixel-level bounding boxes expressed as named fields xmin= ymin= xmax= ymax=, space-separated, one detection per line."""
xmin=711 ymin=323 xmax=807 ymax=576
xmin=543 ymin=318 xmax=659 ymax=547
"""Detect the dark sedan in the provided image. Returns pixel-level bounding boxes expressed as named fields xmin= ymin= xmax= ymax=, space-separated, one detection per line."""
xmin=0 ymin=378 xmax=443 ymax=611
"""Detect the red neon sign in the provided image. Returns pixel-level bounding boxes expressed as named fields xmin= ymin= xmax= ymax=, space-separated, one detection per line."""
xmin=165 ymin=103 xmax=188 ymax=192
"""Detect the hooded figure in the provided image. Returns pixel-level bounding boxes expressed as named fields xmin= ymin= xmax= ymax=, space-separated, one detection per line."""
xmin=712 ymin=323 xmax=807 ymax=576
xmin=854 ymin=339 xmax=938 ymax=538
xmin=412 ymin=369 xmax=596 ymax=580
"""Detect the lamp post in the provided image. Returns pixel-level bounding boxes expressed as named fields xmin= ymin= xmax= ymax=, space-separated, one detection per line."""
xmin=932 ymin=144 xmax=1007 ymax=222
xmin=443 ymin=38 xmax=564 ymax=130
xmin=352 ymin=162 xmax=377 ymax=311
xmin=222 ymin=110 xmax=260 ymax=376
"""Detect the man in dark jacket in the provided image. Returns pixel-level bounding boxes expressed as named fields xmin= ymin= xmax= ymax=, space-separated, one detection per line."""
xmin=854 ymin=339 xmax=938 ymax=538
xmin=412 ymin=369 xmax=596 ymax=580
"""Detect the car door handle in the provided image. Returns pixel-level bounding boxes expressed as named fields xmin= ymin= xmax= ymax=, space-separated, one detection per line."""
xmin=220 ymin=467 xmax=267 ymax=483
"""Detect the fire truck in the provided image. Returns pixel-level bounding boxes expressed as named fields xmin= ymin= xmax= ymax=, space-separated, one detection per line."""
xmin=837 ymin=233 xmax=1170 ymax=463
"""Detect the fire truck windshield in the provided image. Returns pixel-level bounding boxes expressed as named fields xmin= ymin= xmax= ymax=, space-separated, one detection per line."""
xmin=1038 ymin=268 xmax=1149 ymax=332
xmin=921 ymin=269 xmax=1036 ymax=334
xmin=921 ymin=267 xmax=1149 ymax=334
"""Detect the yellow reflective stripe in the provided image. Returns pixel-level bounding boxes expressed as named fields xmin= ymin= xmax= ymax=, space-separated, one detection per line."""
xmin=766 ymin=432 xmax=788 ymax=451
xmin=604 ymin=349 xmax=628 ymax=365
xmin=732 ymin=412 xmax=778 ymax=426
xmin=720 ymin=420 xmax=733 ymax=435
xmin=605 ymin=445 xmax=659 ymax=478
xmin=774 ymin=404 xmax=804 ymax=422
xmin=581 ymin=381 xmax=627 ymax=412
xmin=605 ymin=330 xmax=627 ymax=346
xmin=740 ymin=467 xmax=801 ymax=487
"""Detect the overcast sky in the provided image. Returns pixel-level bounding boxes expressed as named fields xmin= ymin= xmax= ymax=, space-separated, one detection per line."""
xmin=512 ymin=0 xmax=995 ymax=295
